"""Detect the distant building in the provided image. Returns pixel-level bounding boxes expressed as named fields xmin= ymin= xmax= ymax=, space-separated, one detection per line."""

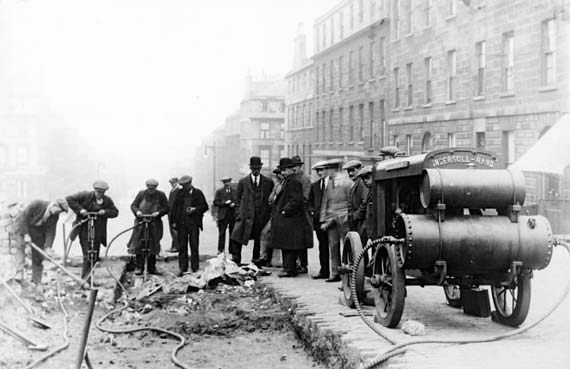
xmin=285 ymin=23 xmax=315 ymax=173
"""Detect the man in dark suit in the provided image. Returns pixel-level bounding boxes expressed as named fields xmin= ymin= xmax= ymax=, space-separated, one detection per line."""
xmin=308 ymin=160 xmax=330 ymax=279
xmin=213 ymin=176 xmax=236 ymax=254
xmin=344 ymin=160 xmax=369 ymax=239
xmin=66 ymin=180 xmax=119 ymax=281
xmin=170 ymin=175 xmax=209 ymax=275
xmin=230 ymin=156 xmax=274 ymax=264
xmin=166 ymin=177 xmax=181 ymax=253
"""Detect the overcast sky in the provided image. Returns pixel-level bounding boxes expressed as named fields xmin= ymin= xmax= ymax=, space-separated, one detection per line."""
xmin=0 ymin=0 xmax=333 ymax=186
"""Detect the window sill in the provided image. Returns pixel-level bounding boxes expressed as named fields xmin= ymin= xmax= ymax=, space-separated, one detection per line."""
xmin=445 ymin=100 xmax=456 ymax=105
xmin=404 ymin=106 xmax=413 ymax=111
xmin=358 ymin=81 xmax=365 ymax=86
xmin=392 ymin=38 xmax=401 ymax=43
xmin=392 ymin=108 xmax=400 ymax=112
xmin=348 ymin=85 xmax=355 ymax=89
xmin=499 ymin=92 xmax=515 ymax=98
xmin=422 ymin=103 xmax=432 ymax=108
xmin=368 ymin=78 xmax=376 ymax=83
xmin=473 ymin=96 xmax=485 ymax=101
xmin=338 ymin=88 xmax=344 ymax=93
xmin=378 ymin=75 xmax=386 ymax=80
xmin=445 ymin=15 xmax=457 ymax=21
xmin=405 ymin=32 xmax=414 ymax=39
xmin=538 ymin=86 xmax=557 ymax=93
xmin=357 ymin=140 xmax=364 ymax=145
xmin=424 ymin=25 xmax=433 ymax=31
xmin=329 ymin=91 xmax=335 ymax=95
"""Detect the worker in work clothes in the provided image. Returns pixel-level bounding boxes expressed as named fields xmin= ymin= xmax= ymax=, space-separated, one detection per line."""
xmin=213 ymin=176 xmax=236 ymax=254
xmin=12 ymin=199 xmax=69 ymax=284
xmin=66 ymin=180 xmax=119 ymax=281
xmin=128 ymin=179 xmax=170 ymax=275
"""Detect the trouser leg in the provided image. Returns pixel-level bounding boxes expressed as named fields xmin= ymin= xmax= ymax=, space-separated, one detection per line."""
xmin=316 ymin=228 xmax=329 ymax=276
xmin=178 ymin=225 xmax=189 ymax=272
xmin=30 ymin=244 xmax=44 ymax=285
xmin=135 ymin=254 xmax=145 ymax=269
xmin=230 ymin=242 xmax=242 ymax=264
xmin=252 ymin=236 xmax=261 ymax=261
xmin=299 ymin=250 xmax=308 ymax=267
xmin=14 ymin=234 xmax=25 ymax=275
xmin=147 ymin=254 xmax=157 ymax=271
xmin=217 ymin=219 xmax=227 ymax=253
xmin=328 ymin=227 xmax=341 ymax=278
xmin=188 ymin=226 xmax=200 ymax=272
xmin=282 ymin=250 xmax=298 ymax=274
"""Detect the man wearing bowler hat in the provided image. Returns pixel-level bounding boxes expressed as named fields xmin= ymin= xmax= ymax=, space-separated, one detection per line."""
xmin=213 ymin=176 xmax=236 ymax=254
xmin=127 ymin=179 xmax=170 ymax=275
xmin=291 ymin=155 xmax=312 ymax=274
xmin=66 ymin=180 xmax=119 ymax=281
xmin=166 ymin=177 xmax=181 ymax=253
xmin=230 ymin=156 xmax=274 ymax=264
xmin=170 ymin=175 xmax=209 ymax=275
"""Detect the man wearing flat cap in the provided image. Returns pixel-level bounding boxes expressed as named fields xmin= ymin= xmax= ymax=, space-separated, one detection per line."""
xmin=170 ymin=175 xmax=209 ymax=275
xmin=308 ymin=160 xmax=330 ymax=279
xmin=270 ymin=158 xmax=313 ymax=277
xmin=166 ymin=177 xmax=181 ymax=253
xmin=230 ymin=156 xmax=274 ymax=265
xmin=12 ymin=198 xmax=69 ymax=284
xmin=127 ymin=179 xmax=170 ymax=275
xmin=344 ymin=160 xmax=368 ymax=238
xmin=213 ymin=176 xmax=236 ymax=254
xmin=66 ymin=180 xmax=119 ymax=281
xmin=357 ymin=165 xmax=374 ymax=241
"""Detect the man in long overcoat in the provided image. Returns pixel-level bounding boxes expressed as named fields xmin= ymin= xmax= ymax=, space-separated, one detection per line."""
xmin=12 ymin=199 xmax=69 ymax=284
xmin=66 ymin=180 xmax=119 ymax=280
xmin=230 ymin=156 xmax=274 ymax=264
xmin=166 ymin=177 xmax=181 ymax=253
xmin=271 ymin=158 xmax=313 ymax=277
xmin=170 ymin=175 xmax=209 ymax=275
xmin=213 ymin=176 xmax=236 ymax=254
xmin=128 ymin=179 xmax=170 ymax=275
xmin=308 ymin=160 xmax=330 ymax=279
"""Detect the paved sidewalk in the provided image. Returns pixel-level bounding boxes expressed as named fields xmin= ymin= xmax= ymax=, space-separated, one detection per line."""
xmin=260 ymin=246 xmax=570 ymax=369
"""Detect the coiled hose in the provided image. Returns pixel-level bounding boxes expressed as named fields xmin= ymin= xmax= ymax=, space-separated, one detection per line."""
xmin=351 ymin=238 xmax=570 ymax=369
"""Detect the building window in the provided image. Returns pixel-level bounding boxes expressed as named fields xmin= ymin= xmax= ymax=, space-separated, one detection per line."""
xmin=476 ymin=41 xmax=486 ymax=96
xmin=406 ymin=134 xmax=413 ymax=155
xmin=260 ymin=148 xmax=270 ymax=168
xmin=393 ymin=135 xmax=399 ymax=148
xmin=406 ymin=0 xmax=413 ymax=34
xmin=502 ymin=130 xmax=515 ymax=164
xmin=447 ymin=49 xmax=456 ymax=101
xmin=349 ymin=105 xmax=355 ymax=141
xmin=330 ymin=60 xmax=335 ymax=91
xmin=358 ymin=0 xmax=364 ymax=24
xmin=331 ymin=17 xmax=335 ymax=44
xmin=322 ymin=64 xmax=327 ymax=93
xmin=369 ymin=41 xmax=375 ymax=78
xmin=350 ymin=3 xmax=355 ymax=30
xmin=379 ymin=37 xmax=386 ymax=76
xmin=394 ymin=67 xmax=400 ymax=108
xmin=280 ymin=123 xmax=285 ymax=139
xmin=323 ymin=23 xmax=327 ymax=48
xmin=316 ymin=28 xmax=320 ymax=52
xmin=406 ymin=63 xmax=413 ymax=107
xmin=358 ymin=46 xmax=364 ymax=82
xmin=316 ymin=112 xmax=320 ymax=141
xmin=476 ymin=132 xmax=486 ymax=148
xmin=447 ymin=133 xmax=456 ymax=147
xmin=329 ymin=109 xmax=334 ymax=140
xmin=349 ymin=50 xmax=354 ymax=84
xmin=425 ymin=57 xmax=432 ymax=104
xmin=503 ymin=32 xmax=514 ymax=92
xmin=393 ymin=0 xmax=400 ymax=40
xmin=339 ymin=11 xmax=344 ymax=39
xmin=421 ymin=131 xmax=432 ymax=153
xmin=315 ymin=66 xmax=320 ymax=94
xmin=368 ymin=101 xmax=374 ymax=145
xmin=425 ymin=0 xmax=432 ymax=27
xmin=542 ymin=18 xmax=556 ymax=86
xmin=262 ymin=101 xmax=268 ymax=112
xmin=358 ymin=104 xmax=364 ymax=140
xmin=339 ymin=107 xmax=344 ymax=140
xmin=322 ymin=110 xmax=327 ymax=142
xmin=260 ymin=122 xmax=270 ymax=138
xmin=339 ymin=55 xmax=344 ymax=88
xmin=448 ymin=0 xmax=457 ymax=16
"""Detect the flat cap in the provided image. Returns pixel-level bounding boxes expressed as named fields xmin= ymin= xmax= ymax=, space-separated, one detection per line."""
xmin=312 ymin=160 xmax=329 ymax=170
xmin=357 ymin=165 xmax=373 ymax=178
xmin=326 ymin=158 xmax=344 ymax=167
xmin=55 ymin=198 xmax=69 ymax=212
xmin=220 ymin=176 xmax=232 ymax=182
xmin=343 ymin=160 xmax=363 ymax=170
xmin=145 ymin=178 xmax=159 ymax=187
xmin=169 ymin=177 xmax=179 ymax=183
xmin=379 ymin=146 xmax=402 ymax=157
xmin=93 ymin=180 xmax=109 ymax=191
xmin=179 ymin=175 xmax=192 ymax=184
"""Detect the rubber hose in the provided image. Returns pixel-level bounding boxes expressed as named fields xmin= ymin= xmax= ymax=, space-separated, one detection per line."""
xmin=356 ymin=239 xmax=570 ymax=369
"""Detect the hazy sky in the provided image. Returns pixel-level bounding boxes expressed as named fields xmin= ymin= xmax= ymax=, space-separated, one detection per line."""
xmin=0 ymin=0 xmax=333 ymax=182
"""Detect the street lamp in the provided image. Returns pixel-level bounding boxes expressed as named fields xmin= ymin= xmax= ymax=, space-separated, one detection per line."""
xmin=204 ymin=141 xmax=216 ymax=197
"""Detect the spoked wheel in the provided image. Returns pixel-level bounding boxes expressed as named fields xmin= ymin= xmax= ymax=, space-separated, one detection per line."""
xmin=341 ymin=232 xmax=366 ymax=308
xmin=491 ymin=272 xmax=531 ymax=327
xmin=372 ymin=244 xmax=405 ymax=328
xmin=443 ymin=284 xmax=462 ymax=308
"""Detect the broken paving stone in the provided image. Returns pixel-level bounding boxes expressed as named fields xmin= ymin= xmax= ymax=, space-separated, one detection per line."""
xmin=162 ymin=275 xmax=206 ymax=294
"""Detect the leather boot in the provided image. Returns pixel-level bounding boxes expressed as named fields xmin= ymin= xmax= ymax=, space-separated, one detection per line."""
xmin=31 ymin=263 xmax=43 ymax=285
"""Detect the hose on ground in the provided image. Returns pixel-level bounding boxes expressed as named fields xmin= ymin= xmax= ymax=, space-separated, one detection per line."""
xmin=354 ymin=238 xmax=570 ymax=369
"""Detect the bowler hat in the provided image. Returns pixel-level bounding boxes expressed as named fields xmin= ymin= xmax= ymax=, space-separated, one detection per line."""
xmin=93 ymin=180 xmax=109 ymax=191
xmin=291 ymin=155 xmax=304 ymax=166
xmin=343 ymin=160 xmax=363 ymax=171
xmin=220 ymin=176 xmax=232 ymax=182
xmin=277 ymin=157 xmax=296 ymax=170
xmin=179 ymin=175 xmax=192 ymax=184
xmin=145 ymin=178 xmax=159 ymax=187
xmin=312 ymin=160 xmax=329 ymax=170
xmin=249 ymin=156 xmax=263 ymax=168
